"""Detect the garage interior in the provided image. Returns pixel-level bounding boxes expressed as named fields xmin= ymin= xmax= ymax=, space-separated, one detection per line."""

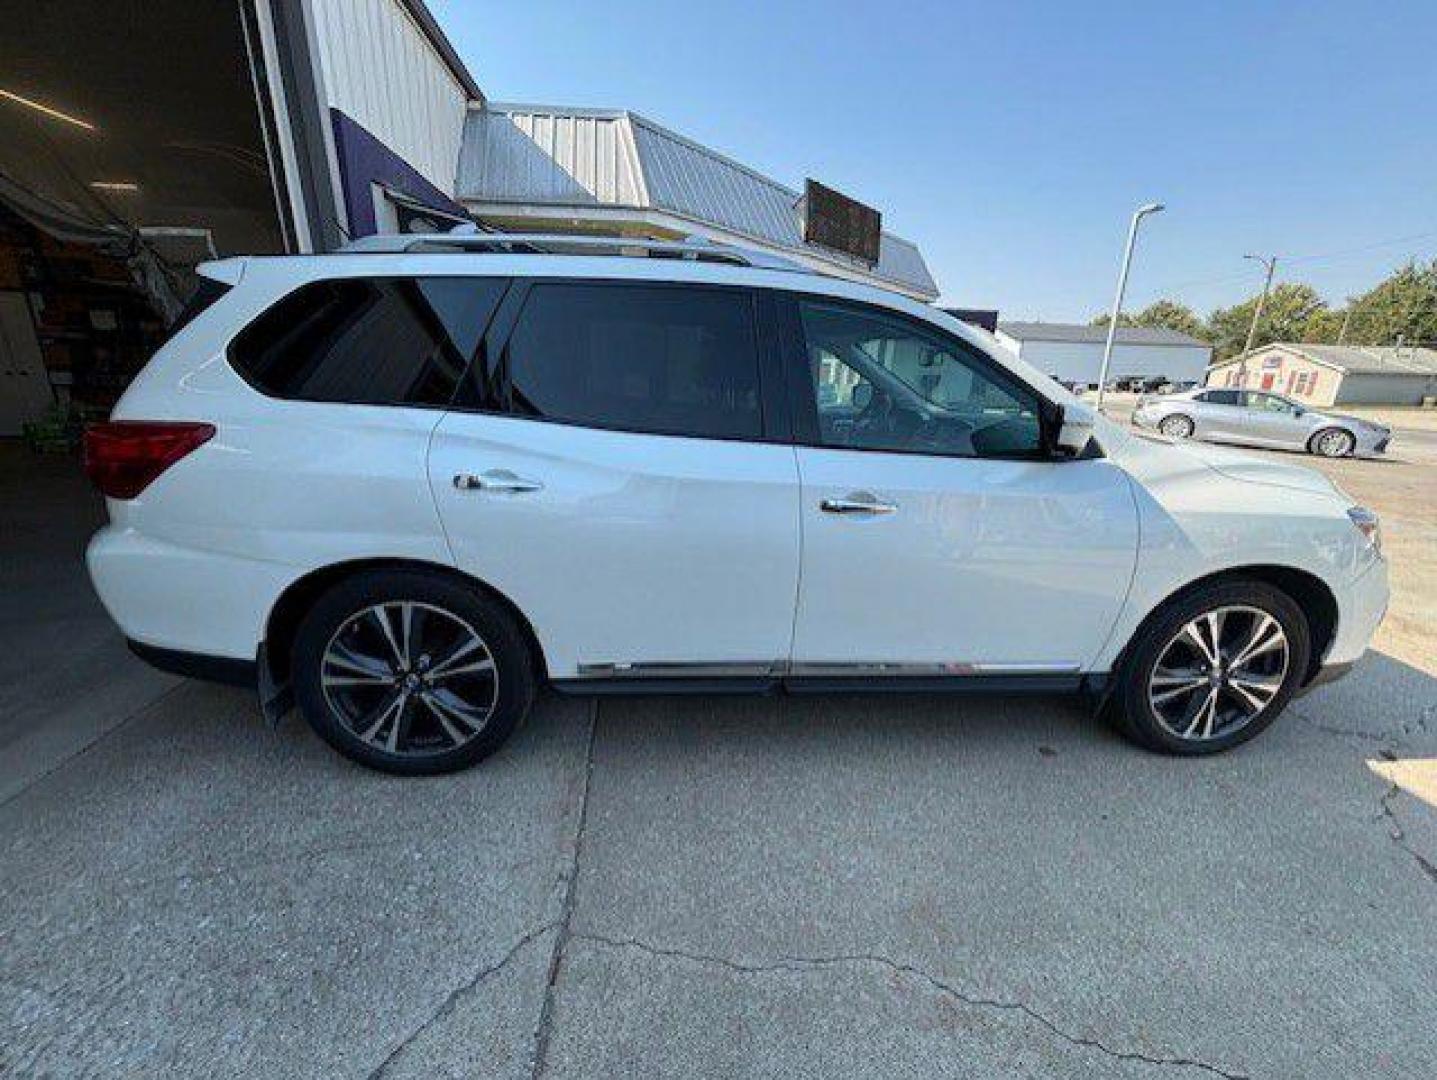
xmin=0 ymin=2 xmax=291 ymax=789
xmin=0 ymin=1 xmax=286 ymax=439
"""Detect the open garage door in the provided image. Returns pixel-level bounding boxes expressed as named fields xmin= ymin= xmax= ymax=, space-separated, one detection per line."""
xmin=0 ymin=0 xmax=289 ymax=426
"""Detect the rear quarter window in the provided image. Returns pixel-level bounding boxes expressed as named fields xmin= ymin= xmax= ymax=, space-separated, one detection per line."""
xmin=229 ymin=277 xmax=506 ymax=406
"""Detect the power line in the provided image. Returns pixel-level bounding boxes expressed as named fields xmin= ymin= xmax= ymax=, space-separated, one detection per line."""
xmin=1280 ymin=227 xmax=1437 ymax=264
xmin=1138 ymin=226 xmax=1436 ymax=301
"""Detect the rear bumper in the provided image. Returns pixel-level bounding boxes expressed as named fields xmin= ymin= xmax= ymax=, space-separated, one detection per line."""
xmin=1130 ymin=409 xmax=1159 ymax=429
xmin=87 ymin=524 xmax=288 ymax=661
xmin=128 ymin=639 xmax=257 ymax=687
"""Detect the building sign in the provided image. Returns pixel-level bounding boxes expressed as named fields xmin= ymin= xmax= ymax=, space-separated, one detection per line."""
xmin=1262 ymin=355 xmax=1282 ymax=369
xmin=803 ymin=179 xmax=881 ymax=265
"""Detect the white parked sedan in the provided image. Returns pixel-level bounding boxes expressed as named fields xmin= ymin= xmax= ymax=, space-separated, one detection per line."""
xmin=84 ymin=234 xmax=1388 ymax=774
xmin=1132 ymin=387 xmax=1391 ymax=456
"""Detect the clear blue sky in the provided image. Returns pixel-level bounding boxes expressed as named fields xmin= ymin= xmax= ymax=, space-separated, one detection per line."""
xmin=429 ymin=0 xmax=1436 ymax=320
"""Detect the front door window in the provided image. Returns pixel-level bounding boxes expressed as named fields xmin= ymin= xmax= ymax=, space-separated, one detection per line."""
xmin=799 ymin=300 xmax=1044 ymax=458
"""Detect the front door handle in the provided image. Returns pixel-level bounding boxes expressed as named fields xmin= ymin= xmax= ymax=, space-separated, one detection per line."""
xmin=820 ymin=492 xmax=897 ymax=515
xmin=453 ymin=469 xmax=544 ymax=494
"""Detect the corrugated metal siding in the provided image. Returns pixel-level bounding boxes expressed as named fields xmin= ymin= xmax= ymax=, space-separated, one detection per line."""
xmin=456 ymin=105 xmax=939 ymax=297
xmin=631 ymin=119 xmax=799 ymax=248
xmin=310 ymin=0 xmax=468 ymax=194
xmin=1336 ymin=373 xmax=1436 ymax=405
xmin=457 ymin=110 xmax=643 ymax=206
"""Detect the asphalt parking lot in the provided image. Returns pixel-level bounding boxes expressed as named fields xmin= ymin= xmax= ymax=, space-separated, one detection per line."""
xmin=3 ymin=427 xmax=1435 ymax=1079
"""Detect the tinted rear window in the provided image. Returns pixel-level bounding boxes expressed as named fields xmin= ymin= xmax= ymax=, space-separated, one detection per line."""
xmin=230 ymin=277 xmax=505 ymax=406
xmin=503 ymin=282 xmax=763 ymax=440
xmin=1200 ymin=389 xmax=1240 ymax=405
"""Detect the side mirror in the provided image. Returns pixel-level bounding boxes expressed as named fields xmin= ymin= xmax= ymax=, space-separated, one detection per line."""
xmin=1055 ymin=402 xmax=1096 ymax=456
xmin=851 ymin=382 xmax=874 ymax=410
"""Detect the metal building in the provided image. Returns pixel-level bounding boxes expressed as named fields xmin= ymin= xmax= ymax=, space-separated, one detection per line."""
xmin=994 ymin=322 xmax=1212 ymax=386
xmin=456 ymin=104 xmax=938 ymax=301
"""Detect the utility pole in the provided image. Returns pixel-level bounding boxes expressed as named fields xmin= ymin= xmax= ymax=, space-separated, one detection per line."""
xmin=1097 ymin=202 xmax=1165 ymax=410
xmin=1239 ymin=254 xmax=1277 ymax=384
xmin=1337 ymin=306 xmax=1352 ymax=345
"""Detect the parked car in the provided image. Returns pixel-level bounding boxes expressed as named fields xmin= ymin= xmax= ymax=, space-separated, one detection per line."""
xmin=1132 ymin=387 xmax=1391 ymax=457
xmin=85 ymin=234 xmax=1387 ymax=774
xmin=1140 ymin=375 xmax=1171 ymax=394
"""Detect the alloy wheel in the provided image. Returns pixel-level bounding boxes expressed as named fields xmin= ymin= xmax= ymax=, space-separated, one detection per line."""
xmin=320 ymin=601 xmax=498 ymax=756
xmin=1159 ymin=415 xmax=1194 ymax=438
xmin=1147 ymin=605 xmax=1289 ymax=742
xmin=1315 ymin=429 xmax=1354 ymax=457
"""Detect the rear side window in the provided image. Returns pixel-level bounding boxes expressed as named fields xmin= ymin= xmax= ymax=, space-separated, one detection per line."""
xmin=1199 ymin=389 xmax=1241 ymax=405
xmin=230 ymin=277 xmax=505 ymax=406
xmin=503 ymin=283 xmax=763 ymax=440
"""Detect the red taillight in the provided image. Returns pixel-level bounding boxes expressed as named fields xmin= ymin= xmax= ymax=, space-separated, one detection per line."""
xmin=83 ymin=421 xmax=215 ymax=499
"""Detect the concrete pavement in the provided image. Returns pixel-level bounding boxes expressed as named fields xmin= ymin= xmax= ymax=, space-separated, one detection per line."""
xmin=3 ymin=657 xmax=1435 ymax=1077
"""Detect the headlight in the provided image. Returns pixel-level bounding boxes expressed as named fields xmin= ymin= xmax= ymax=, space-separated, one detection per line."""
xmin=1347 ymin=506 xmax=1382 ymax=554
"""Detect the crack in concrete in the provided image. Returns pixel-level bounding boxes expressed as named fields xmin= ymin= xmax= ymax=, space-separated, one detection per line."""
xmin=1289 ymin=706 xmax=1402 ymax=749
xmin=573 ymin=932 xmax=1250 ymax=1080
xmin=1378 ymin=783 xmax=1437 ymax=886
xmin=528 ymin=698 xmax=600 ymax=1079
xmin=365 ymin=920 xmax=558 ymax=1079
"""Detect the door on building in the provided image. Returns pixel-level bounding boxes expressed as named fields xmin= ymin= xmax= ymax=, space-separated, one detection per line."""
xmin=0 ymin=291 xmax=53 ymax=436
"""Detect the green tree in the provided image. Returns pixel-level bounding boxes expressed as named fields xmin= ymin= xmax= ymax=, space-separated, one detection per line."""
xmin=1092 ymin=299 xmax=1208 ymax=340
xmin=1207 ymin=282 xmax=1328 ymax=359
xmin=1338 ymin=260 xmax=1437 ymax=345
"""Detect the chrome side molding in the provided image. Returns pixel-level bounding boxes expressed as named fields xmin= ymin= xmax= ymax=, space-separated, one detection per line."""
xmin=575 ymin=660 xmax=1082 ymax=679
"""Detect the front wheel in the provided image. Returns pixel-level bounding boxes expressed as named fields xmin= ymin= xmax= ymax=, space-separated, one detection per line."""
xmin=1309 ymin=427 xmax=1355 ymax=458
xmin=1113 ymin=581 xmax=1310 ymax=755
xmin=292 ymin=569 xmax=536 ymax=775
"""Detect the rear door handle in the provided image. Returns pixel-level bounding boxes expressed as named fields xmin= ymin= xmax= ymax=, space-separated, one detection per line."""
xmin=453 ymin=469 xmax=544 ymax=494
xmin=820 ymin=492 xmax=897 ymax=515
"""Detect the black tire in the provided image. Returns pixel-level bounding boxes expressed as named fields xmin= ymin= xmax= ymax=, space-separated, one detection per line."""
xmin=292 ymin=569 xmax=536 ymax=775
xmin=1308 ymin=427 xmax=1355 ymax=458
xmin=1112 ymin=580 xmax=1310 ymax=755
xmin=1158 ymin=414 xmax=1195 ymax=439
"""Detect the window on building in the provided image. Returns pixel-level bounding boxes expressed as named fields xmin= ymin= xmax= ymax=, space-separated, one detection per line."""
xmin=504 ymin=282 xmax=763 ymax=440
xmin=230 ymin=277 xmax=504 ymax=406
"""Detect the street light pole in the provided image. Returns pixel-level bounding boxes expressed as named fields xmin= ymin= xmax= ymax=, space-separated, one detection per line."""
xmin=1239 ymin=254 xmax=1278 ymax=384
xmin=1096 ymin=202 xmax=1165 ymax=410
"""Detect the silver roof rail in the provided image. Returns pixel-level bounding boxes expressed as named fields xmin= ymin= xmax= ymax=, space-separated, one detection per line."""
xmin=336 ymin=231 xmax=809 ymax=272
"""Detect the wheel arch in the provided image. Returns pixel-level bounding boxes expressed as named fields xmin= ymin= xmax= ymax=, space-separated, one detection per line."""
xmin=264 ymin=558 xmax=549 ymax=688
xmin=1307 ymin=424 xmax=1358 ymax=454
xmin=1118 ymin=564 xmax=1337 ymax=685
xmin=1158 ymin=411 xmax=1196 ymax=434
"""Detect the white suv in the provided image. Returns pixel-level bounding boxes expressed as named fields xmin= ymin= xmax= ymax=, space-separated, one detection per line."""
xmin=85 ymin=234 xmax=1388 ymax=775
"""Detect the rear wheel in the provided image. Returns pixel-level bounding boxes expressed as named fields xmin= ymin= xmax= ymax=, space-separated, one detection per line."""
xmin=292 ymin=569 xmax=535 ymax=775
xmin=1113 ymin=581 xmax=1310 ymax=755
xmin=1309 ymin=427 xmax=1355 ymax=458
xmin=1158 ymin=414 xmax=1195 ymax=439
